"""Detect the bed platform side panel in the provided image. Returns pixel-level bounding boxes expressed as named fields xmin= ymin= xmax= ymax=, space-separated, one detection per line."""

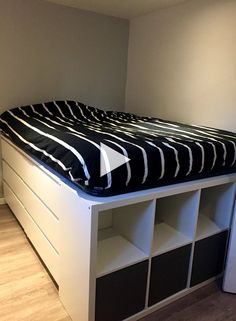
xmin=59 ymin=185 xmax=98 ymax=321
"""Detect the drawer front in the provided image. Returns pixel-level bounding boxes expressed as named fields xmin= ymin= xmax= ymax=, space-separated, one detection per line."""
xmin=2 ymin=139 xmax=61 ymax=219
xmin=4 ymin=182 xmax=30 ymax=231
xmin=3 ymin=161 xmax=59 ymax=252
xmin=4 ymin=182 xmax=59 ymax=283
xmin=149 ymin=244 xmax=191 ymax=306
xmin=95 ymin=260 xmax=148 ymax=321
xmin=191 ymin=231 xmax=228 ymax=286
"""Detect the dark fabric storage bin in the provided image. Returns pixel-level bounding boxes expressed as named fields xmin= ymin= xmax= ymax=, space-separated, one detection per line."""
xmin=95 ymin=260 xmax=148 ymax=321
xmin=148 ymin=244 xmax=191 ymax=306
xmin=191 ymin=230 xmax=228 ymax=286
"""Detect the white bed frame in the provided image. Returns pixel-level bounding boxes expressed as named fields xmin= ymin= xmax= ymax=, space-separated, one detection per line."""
xmin=1 ymin=136 xmax=236 ymax=321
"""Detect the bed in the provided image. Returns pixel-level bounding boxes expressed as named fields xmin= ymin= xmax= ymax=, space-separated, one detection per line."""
xmin=1 ymin=101 xmax=236 ymax=321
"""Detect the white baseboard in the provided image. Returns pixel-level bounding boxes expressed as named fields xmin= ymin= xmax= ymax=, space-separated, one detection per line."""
xmin=0 ymin=197 xmax=6 ymax=205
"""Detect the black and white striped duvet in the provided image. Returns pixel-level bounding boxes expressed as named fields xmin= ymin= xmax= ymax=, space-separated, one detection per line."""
xmin=1 ymin=100 xmax=236 ymax=196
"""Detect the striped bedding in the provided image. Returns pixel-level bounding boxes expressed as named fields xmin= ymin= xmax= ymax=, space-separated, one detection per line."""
xmin=1 ymin=101 xmax=236 ymax=196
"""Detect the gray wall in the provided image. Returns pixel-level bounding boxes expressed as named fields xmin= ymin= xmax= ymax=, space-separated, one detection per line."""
xmin=0 ymin=0 xmax=129 ymax=197
xmin=126 ymin=0 xmax=236 ymax=132
xmin=0 ymin=0 xmax=129 ymax=112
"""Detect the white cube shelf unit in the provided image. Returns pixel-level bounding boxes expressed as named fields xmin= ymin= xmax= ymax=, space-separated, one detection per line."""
xmin=2 ymin=138 xmax=236 ymax=321
xmin=59 ymin=178 xmax=236 ymax=321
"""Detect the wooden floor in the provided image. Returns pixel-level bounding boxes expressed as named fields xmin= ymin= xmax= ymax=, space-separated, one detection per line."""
xmin=1 ymin=204 xmax=236 ymax=321
xmin=0 ymin=204 xmax=71 ymax=321
xmin=141 ymin=281 xmax=236 ymax=321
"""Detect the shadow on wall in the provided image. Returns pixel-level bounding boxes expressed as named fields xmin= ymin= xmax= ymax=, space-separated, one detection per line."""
xmin=126 ymin=0 xmax=236 ymax=132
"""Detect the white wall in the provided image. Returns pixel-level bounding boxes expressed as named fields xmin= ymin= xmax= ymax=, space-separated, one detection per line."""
xmin=0 ymin=0 xmax=129 ymax=197
xmin=126 ymin=0 xmax=236 ymax=132
xmin=0 ymin=0 xmax=129 ymax=113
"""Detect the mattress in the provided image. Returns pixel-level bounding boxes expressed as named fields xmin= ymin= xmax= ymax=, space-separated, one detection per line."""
xmin=1 ymin=100 xmax=236 ymax=196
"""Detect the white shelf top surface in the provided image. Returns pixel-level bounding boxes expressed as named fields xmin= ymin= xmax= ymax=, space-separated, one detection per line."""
xmin=152 ymin=222 xmax=192 ymax=256
xmin=97 ymin=232 xmax=148 ymax=277
xmin=196 ymin=214 xmax=222 ymax=240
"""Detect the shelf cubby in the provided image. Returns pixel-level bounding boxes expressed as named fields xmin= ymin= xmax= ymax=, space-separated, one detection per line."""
xmin=152 ymin=191 xmax=200 ymax=255
xmin=96 ymin=200 xmax=155 ymax=277
xmin=196 ymin=183 xmax=235 ymax=240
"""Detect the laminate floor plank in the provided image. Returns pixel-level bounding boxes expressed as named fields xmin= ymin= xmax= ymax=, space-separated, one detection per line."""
xmin=141 ymin=280 xmax=236 ymax=321
xmin=0 ymin=205 xmax=71 ymax=321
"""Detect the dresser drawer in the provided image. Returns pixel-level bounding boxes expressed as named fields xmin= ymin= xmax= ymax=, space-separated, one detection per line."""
xmin=3 ymin=161 xmax=59 ymax=252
